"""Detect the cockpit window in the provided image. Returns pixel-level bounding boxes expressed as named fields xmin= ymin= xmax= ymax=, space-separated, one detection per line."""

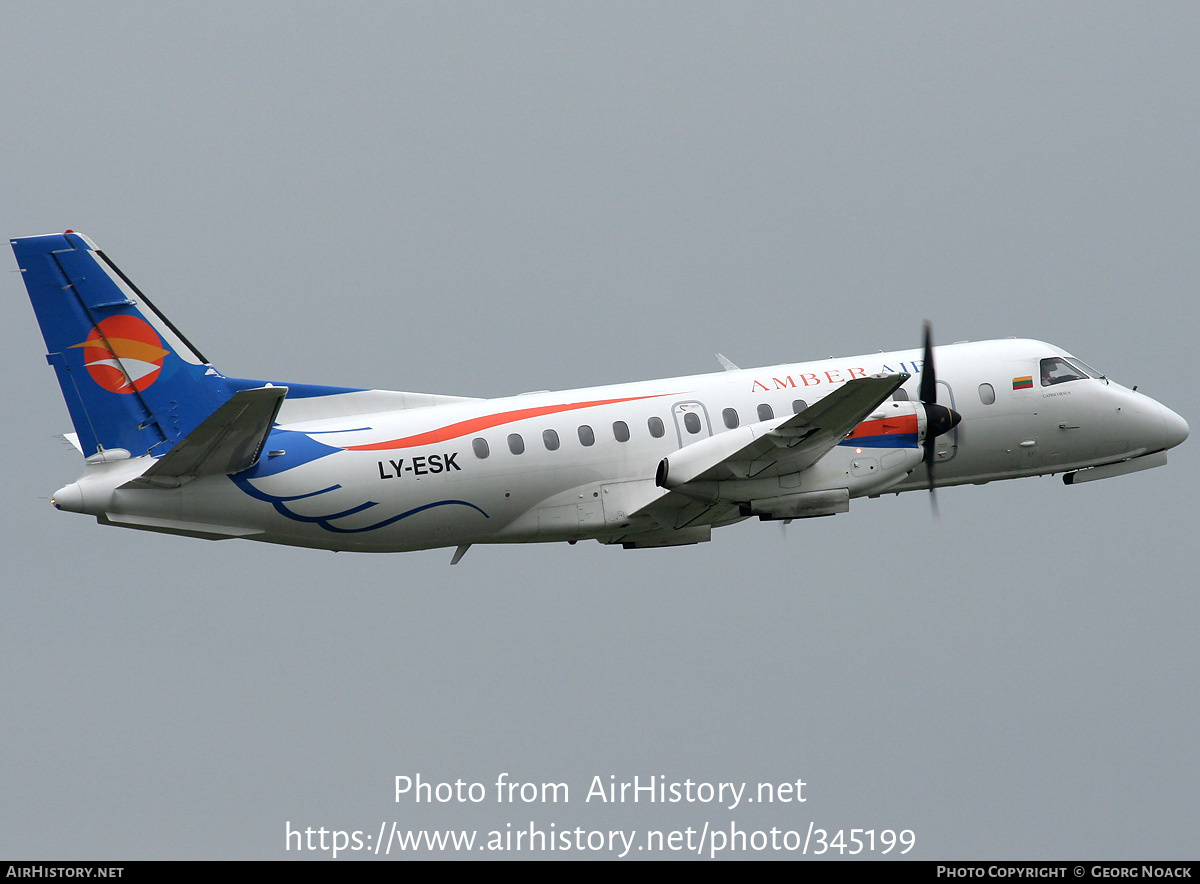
xmin=1040 ymin=357 xmax=1088 ymax=386
xmin=1066 ymin=357 xmax=1104 ymax=379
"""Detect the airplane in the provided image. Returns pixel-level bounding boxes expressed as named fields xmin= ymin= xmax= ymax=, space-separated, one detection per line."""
xmin=12 ymin=230 xmax=1189 ymax=563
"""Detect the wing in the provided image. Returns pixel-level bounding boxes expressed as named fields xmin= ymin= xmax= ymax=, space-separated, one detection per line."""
xmin=657 ymin=373 xmax=909 ymax=486
xmin=611 ymin=374 xmax=910 ymax=541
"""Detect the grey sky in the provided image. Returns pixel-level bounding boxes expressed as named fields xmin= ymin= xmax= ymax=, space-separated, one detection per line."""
xmin=2 ymin=3 xmax=1197 ymax=859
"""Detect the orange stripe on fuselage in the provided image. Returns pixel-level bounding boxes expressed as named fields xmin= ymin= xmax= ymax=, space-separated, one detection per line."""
xmin=343 ymin=394 xmax=671 ymax=451
xmin=844 ymin=414 xmax=919 ymax=440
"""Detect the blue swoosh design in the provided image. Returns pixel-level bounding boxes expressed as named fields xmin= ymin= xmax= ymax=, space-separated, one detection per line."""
xmin=239 ymin=429 xmax=343 ymax=478
xmin=230 ymin=429 xmax=489 ymax=533
xmin=232 ymin=474 xmax=489 ymax=533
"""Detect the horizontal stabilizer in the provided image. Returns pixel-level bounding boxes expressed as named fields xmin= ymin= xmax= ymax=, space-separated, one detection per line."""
xmin=121 ymin=386 xmax=286 ymax=489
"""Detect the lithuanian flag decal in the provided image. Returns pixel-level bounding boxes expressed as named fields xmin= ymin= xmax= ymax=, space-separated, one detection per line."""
xmin=1013 ymin=376 xmax=1033 ymax=390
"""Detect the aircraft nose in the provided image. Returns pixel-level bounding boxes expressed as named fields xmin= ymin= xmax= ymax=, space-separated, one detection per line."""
xmin=1159 ymin=403 xmax=1189 ymax=450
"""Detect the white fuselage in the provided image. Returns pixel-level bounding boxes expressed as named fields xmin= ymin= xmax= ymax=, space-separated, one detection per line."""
xmin=60 ymin=338 xmax=1187 ymax=553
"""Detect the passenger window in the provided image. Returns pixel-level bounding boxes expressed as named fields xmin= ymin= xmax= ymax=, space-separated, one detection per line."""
xmin=792 ymin=399 xmax=808 ymax=414
xmin=1040 ymin=357 xmax=1087 ymax=386
xmin=757 ymin=403 xmax=774 ymax=421
xmin=472 ymin=437 xmax=489 ymax=459
xmin=613 ymin=420 xmax=630 ymax=443
xmin=722 ymin=408 xmax=739 ymax=429
xmin=683 ymin=412 xmax=702 ymax=434
xmin=978 ymin=383 xmax=996 ymax=406
xmin=892 ymin=389 xmax=909 ymax=402
xmin=543 ymin=429 xmax=560 ymax=451
xmin=578 ymin=425 xmax=595 ymax=447
xmin=648 ymin=416 xmax=665 ymax=438
xmin=507 ymin=433 xmax=525 ymax=455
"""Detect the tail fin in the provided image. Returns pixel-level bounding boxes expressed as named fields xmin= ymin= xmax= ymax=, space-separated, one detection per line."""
xmin=12 ymin=231 xmax=235 ymax=458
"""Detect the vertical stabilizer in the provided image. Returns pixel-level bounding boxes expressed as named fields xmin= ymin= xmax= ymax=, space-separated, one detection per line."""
xmin=12 ymin=231 xmax=234 ymax=457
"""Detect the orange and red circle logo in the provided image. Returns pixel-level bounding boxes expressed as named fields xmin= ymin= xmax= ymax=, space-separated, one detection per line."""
xmin=70 ymin=316 xmax=170 ymax=394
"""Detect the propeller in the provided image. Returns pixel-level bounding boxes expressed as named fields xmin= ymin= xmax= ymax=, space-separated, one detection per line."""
xmin=918 ymin=321 xmax=962 ymax=515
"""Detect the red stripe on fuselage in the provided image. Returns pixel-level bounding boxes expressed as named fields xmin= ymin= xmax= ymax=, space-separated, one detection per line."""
xmin=343 ymin=394 xmax=672 ymax=451
xmin=844 ymin=414 xmax=919 ymax=441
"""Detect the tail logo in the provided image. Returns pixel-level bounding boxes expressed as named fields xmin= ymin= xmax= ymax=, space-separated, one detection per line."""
xmin=70 ymin=315 xmax=170 ymax=394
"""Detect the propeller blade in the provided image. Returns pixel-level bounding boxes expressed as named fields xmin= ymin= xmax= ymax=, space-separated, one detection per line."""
xmin=924 ymin=424 xmax=942 ymax=519
xmin=917 ymin=321 xmax=960 ymax=518
xmin=921 ymin=321 xmax=938 ymax=492
xmin=919 ymin=320 xmax=938 ymax=405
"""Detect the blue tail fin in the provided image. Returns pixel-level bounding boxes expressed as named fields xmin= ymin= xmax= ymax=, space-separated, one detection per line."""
xmin=12 ymin=231 xmax=235 ymax=458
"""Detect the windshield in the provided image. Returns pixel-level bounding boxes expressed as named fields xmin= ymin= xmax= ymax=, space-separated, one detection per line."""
xmin=1066 ymin=357 xmax=1104 ymax=379
xmin=1040 ymin=356 xmax=1090 ymax=386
